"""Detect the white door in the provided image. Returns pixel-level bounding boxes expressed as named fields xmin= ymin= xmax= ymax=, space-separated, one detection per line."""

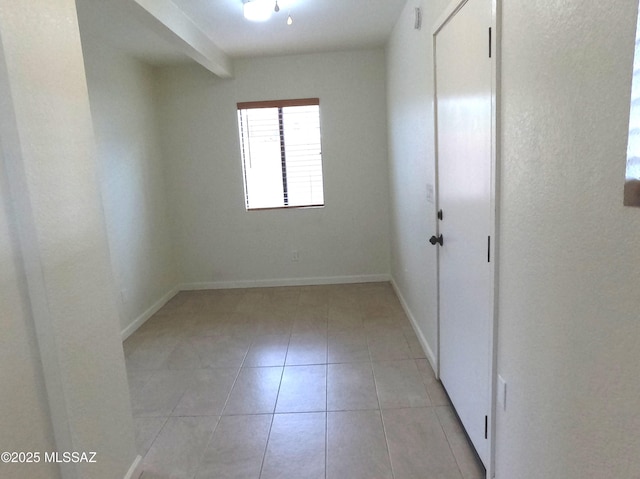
xmin=434 ymin=0 xmax=494 ymax=468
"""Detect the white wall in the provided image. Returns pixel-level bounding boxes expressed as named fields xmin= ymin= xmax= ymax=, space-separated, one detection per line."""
xmin=497 ymin=1 xmax=640 ymax=477
xmin=387 ymin=0 xmax=640 ymax=477
xmin=0 ymin=153 xmax=59 ymax=479
xmin=0 ymin=1 xmax=138 ymax=476
xmin=157 ymin=49 xmax=390 ymax=287
xmin=77 ymin=28 xmax=179 ymax=336
xmin=386 ymin=0 xmax=448 ymax=367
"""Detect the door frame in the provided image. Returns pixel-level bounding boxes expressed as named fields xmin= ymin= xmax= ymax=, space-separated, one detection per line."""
xmin=431 ymin=0 xmax=500 ymax=477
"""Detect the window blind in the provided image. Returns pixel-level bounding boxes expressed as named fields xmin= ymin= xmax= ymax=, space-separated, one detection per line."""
xmin=237 ymin=98 xmax=324 ymax=210
xmin=628 ymin=30 xmax=640 ymax=182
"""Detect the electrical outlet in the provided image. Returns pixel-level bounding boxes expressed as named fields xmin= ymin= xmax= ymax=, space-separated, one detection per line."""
xmin=498 ymin=375 xmax=507 ymax=411
xmin=292 ymin=250 xmax=299 ymax=262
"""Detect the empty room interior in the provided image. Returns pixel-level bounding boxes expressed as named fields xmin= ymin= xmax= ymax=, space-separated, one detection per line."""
xmin=1 ymin=1 xmax=639 ymax=479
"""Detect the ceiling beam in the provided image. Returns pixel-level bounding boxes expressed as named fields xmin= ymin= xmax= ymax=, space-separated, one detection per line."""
xmin=127 ymin=0 xmax=233 ymax=78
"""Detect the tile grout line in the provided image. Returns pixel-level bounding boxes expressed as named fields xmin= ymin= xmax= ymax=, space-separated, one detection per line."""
xmin=434 ymin=406 xmax=468 ymax=479
xmin=365 ymin=298 xmax=397 ymax=479
xmin=257 ymin=304 xmax=295 ymax=479
xmin=171 ymin=305 xmax=251 ymax=479
xmin=257 ymin=411 xmax=277 ymax=479
xmin=324 ymin=302 xmax=329 ymax=479
xmin=136 ymin=414 xmax=170 ymax=471
xmin=217 ymin=344 xmax=250 ymax=416
xmin=377 ymin=408 xmax=397 ymax=479
xmin=189 ymin=415 xmax=222 ymax=479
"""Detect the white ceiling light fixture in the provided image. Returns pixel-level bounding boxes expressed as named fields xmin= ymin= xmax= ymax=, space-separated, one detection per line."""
xmin=243 ymin=0 xmax=294 ymax=24
xmin=243 ymin=0 xmax=273 ymax=22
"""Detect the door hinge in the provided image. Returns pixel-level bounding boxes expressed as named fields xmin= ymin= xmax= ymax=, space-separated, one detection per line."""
xmin=487 ymin=236 xmax=491 ymax=262
xmin=484 ymin=415 xmax=488 ymax=439
xmin=488 ymin=27 xmax=492 ymax=58
xmin=437 ymin=209 xmax=443 ymax=220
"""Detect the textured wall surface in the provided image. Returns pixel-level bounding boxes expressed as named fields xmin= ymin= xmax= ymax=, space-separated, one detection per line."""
xmin=387 ymin=0 xmax=640 ymax=477
xmin=497 ymin=1 xmax=640 ymax=477
xmin=0 ymin=152 xmax=59 ymax=479
xmin=0 ymin=1 xmax=138 ymax=477
xmin=157 ymin=50 xmax=391 ymax=287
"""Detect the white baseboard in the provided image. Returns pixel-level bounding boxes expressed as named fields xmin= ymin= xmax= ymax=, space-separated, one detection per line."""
xmin=181 ymin=273 xmax=391 ymax=291
xmin=119 ymin=276 xmax=390 ymax=340
xmin=123 ymin=455 xmax=143 ymax=479
xmin=120 ymin=286 xmax=180 ymax=340
xmin=390 ymin=277 xmax=438 ymax=375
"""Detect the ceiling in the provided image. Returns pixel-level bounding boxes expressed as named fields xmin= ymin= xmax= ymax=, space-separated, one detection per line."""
xmin=76 ymin=0 xmax=408 ymax=65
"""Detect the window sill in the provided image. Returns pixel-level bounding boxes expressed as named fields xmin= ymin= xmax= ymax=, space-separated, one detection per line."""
xmin=246 ymin=204 xmax=325 ymax=212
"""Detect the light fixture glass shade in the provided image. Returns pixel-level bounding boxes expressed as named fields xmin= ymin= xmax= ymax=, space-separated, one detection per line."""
xmin=243 ymin=0 xmax=272 ymax=22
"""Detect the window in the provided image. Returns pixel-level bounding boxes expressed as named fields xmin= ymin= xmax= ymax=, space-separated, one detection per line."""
xmin=237 ymin=98 xmax=324 ymax=210
xmin=626 ymin=4 xmax=640 ymax=206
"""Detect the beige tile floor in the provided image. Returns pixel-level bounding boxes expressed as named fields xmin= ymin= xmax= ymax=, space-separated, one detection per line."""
xmin=124 ymin=282 xmax=485 ymax=479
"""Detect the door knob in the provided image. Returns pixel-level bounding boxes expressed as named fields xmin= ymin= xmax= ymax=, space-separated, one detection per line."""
xmin=429 ymin=234 xmax=443 ymax=246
